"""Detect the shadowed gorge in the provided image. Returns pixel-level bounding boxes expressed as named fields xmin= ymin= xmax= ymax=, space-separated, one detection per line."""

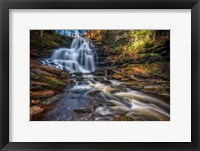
xmin=30 ymin=30 xmax=170 ymax=121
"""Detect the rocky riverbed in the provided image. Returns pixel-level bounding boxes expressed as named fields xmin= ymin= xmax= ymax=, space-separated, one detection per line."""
xmin=30 ymin=30 xmax=170 ymax=121
xmin=32 ymin=72 xmax=170 ymax=121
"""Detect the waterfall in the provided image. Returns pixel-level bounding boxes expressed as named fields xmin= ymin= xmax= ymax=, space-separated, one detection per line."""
xmin=43 ymin=37 xmax=97 ymax=73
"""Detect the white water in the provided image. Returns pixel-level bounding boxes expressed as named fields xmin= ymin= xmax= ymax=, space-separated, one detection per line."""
xmin=43 ymin=37 xmax=96 ymax=73
xmin=72 ymin=75 xmax=170 ymax=120
xmin=39 ymin=37 xmax=170 ymax=121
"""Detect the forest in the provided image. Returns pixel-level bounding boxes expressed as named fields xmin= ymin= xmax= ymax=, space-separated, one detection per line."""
xmin=30 ymin=30 xmax=170 ymax=121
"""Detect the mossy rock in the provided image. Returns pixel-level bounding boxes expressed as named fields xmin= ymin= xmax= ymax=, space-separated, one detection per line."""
xmin=31 ymin=85 xmax=44 ymax=91
xmin=31 ymin=69 xmax=52 ymax=76
xmin=31 ymin=73 xmax=66 ymax=90
xmin=31 ymin=81 xmax=51 ymax=87
xmin=30 ymin=73 xmax=39 ymax=80
xmin=39 ymin=65 xmax=63 ymax=75
xmin=30 ymin=90 xmax=55 ymax=99
xmin=39 ymin=76 xmax=66 ymax=89
xmin=125 ymin=114 xmax=135 ymax=121
xmin=31 ymin=81 xmax=52 ymax=91
xmin=59 ymin=71 xmax=69 ymax=78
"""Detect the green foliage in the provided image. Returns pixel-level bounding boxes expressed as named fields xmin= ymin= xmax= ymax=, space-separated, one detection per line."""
xmin=98 ymin=30 xmax=168 ymax=55
xmin=30 ymin=30 xmax=72 ymax=51
xmin=128 ymin=30 xmax=155 ymax=52
xmin=94 ymin=30 xmax=170 ymax=80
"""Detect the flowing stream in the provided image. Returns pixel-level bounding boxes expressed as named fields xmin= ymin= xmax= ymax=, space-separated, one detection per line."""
xmin=40 ymin=38 xmax=170 ymax=121
xmin=43 ymin=37 xmax=97 ymax=73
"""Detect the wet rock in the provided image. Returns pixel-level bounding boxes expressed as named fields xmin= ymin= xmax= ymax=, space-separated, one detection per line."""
xmin=59 ymin=72 xmax=69 ymax=78
xmin=76 ymin=76 xmax=83 ymax=81
xmin=96 ymin=62 xmax=107 ymax=67
xmin=151 ymin=93 xmax=170 ymax=102
xmin=125 ymin=114 xmax=137 ymax=121
xmin=113 ymin=114 xmax=126 ymax=121
xmin=94 ymin=117 xmax=114 ymax=121
xmin=31 ymin=99 xmax=41 ymax=105
xmin=31 ymin=81 xmax=51 ymax=87
xmin=73 ymin=72 xmax=82 ymax=76
xmin=30 ymin=86 xmax=43 ymax=91
xmin=123 ymin=81 xmax=144 ymax=90
xmin=112 ymin=74 xmax=124 ymax=80
xmin=141 ymin=85 xmax=169 ymax=94
xmin=120 ymin=77 xmax=129 ymax=82
xmin=30 ymin=59 xmax=41 ymax=67
xmin=107 ymin=87 xmax=121 ymax=93
xmin=31 ymin=52 xmax=40 ymax=58
xmin=39 ymin=76 xmax=66 ymax=90
xmin=45 ymin=94 xmax=61 ymax=105
xmin=30 ymin=90 xmax=55 ymax=99
xmin=101 ymin=80 xmax=112 ymax=85
xmin=93 ymin=77 xmax=104 ymax=81
xmin=32 ymin=69 xmax=52 ymax=76
xmin=143 ymin=85 xmax=159 ymax=89
xmin=92 ymin=69 xmax=106 ymax=76
xmin=39 ymin=65 xmax=64 ymax=75
xmin=133 ymin=73 xmax=147 ymax=80
xmin=93 ymin=77 xmax=112 ymax=85
xmin=74 ymin=107 xmax=91 ymax=113
xmin=30 ymin=49 xmax=40 ymax=58
xmin=109 ymin=106 xmax=129 ymax=115
xmin=105 ymin=102 xmax=117 ymax=107
xmin=30 ymin=106 xmax=44 ymax=115
xmin=86 ymin=90 xmax=102 ymax=96
xmin=78 ymin=114 xmax=95 ymax=121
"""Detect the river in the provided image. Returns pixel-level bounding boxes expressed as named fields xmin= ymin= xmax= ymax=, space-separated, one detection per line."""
xmin=39 ymin=37 xmax=170 ymax=121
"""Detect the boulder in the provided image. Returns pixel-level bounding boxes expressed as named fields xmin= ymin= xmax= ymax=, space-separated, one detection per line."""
xmin=31 ymin=99 xmax=41 ymax=105
xmin=30 ymin=106 xmax=44 ymax=115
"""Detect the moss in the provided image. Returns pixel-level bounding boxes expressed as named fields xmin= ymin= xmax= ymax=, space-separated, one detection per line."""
xmin=144 ymin=41 xmax=154 ymax=48
xmin=30 ymin=73 xmax=39 ymax=80
xmin=30 ymin=30 xmax=72 ymax=51
xmin=38 ymin=76 xmax=66 ymax=90
xmin=60 ymin=72 xmax=69 ymax=78
xmin=31 ymin=72 xmax=66 ymax=90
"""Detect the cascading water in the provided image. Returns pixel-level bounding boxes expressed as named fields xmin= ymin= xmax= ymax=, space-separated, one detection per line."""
xmin=43 ymin=37 xmax=96 ymax=73
xmin=39 ymin=74 xmax=170 ymax=121
xmin=37 ymin=36 xmax=170 ymax=121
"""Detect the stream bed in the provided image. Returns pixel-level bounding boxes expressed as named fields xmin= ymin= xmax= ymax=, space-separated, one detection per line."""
xmin=38 ymin=73 xmax=170 ymax=121
xmin=36 ymin=37 xmax=170 ymax=121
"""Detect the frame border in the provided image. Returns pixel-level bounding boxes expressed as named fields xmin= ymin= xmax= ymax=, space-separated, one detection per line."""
xmin=0 ymin=0 xmax=199 ymax=151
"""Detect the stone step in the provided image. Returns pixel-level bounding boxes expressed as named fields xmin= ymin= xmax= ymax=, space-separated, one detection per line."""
xmin=97 ymin=58 xmax=107 ymax=61
xmin=96 ymin=55 xmax=109 ymax=58
xmin=96 ymin=51 xmax=109 ymax=54
xmin=96 ymin=62 xmax=107 ymax=65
